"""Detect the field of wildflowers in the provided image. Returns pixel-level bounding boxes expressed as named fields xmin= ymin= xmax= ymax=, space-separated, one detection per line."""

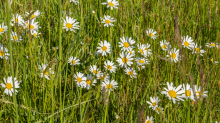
xmin=0 ymin=0 xmax=220 ymax=122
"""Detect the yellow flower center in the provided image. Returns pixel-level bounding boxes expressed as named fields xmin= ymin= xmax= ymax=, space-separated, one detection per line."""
xmin=93 ymin=70 xmax=98 ymax=74
xmin=155 ymin=107 xmax=159 ymax=112
xmin=185 ymin=90 xmax=191 ymax=96
xmin=77 ymin=77 xmax=82 ymax=82
xmin=33 ymin=33 xmax=37 ymax=37
xmin=194 ymin=48 xmax=200 ymax=52
xmin=146 ymin=120 xmax=151 ymax=123
xmin=99 ymin=76 xmax=104 ymax=80
xmin=123 ymin=42 xmax=129 ymax=48
xmin=13 ymin=36 xmax=18 ymax=40
xmin=102 ymin=46 xmax=107 ymax=51
xmin=139 ymin=60 xmax=144 ymax=63
xmin=152 ymin=102 xmax=156 ymax=106
xmin=29 ymin=25 xmax=34 ymax=29
xmin=105 ymin=20 xmax=110 ymax=24
xmin=6 ymin=83 xmax=12 ymax=90
xmin=170 ymin=53 xmax=176 ymax=59
xmin=210 ymin=43 xmax=215 ymax=46
xmin=162 ymin=45 xmax=167 ymax=49
xmin=15 ymin=18 xmax=19 ymax=22
xmin=149 ymin=33 xmax=153 ymax=37
xmin=107 ymin=65 xmax=112 ymax=70
xmin=129 ymin=51 xmax=132 ymax=54
xmin=168 ymin=90 xmax=177 ymax=98
xmin=122 ymin=57 xmax=128 ymax=63
xmin=66 ymin=23 xmax=72 ymax=28
xmin=0 ymin=28 xmax=4 ymax=32
xmin=53 ymin=47 xmax=57 ymax=50
xmin=144 ymin=48 xmax=148 ymax=51
xmin=108 ymin=2 xmax=114 ymax=6
xmin=196 ymin=91 xmax=201 ymax=97
xmin=184 ymin=41 xmax=189 ymax=47
xmin=43 ymin=70 xmax=48 ymax=75
xmin=106 ymin=84 xmax=113 ymax=89
xmin=71 ymin=60 xmax=75 ymax=64
xmin=211 ymin=59 xmax=213 ymax=62
xmin=86 ymin=79 xmax=91 ymax=84
xmin=139 ymin=49 xmax=144 ymax=54
xmin=128 ymin=71 xmax=133 ymax=75
xmin=0 ymin=51 xmax=5 ymax=56
xmin=31 ymin=15 xmax=36 ymax=18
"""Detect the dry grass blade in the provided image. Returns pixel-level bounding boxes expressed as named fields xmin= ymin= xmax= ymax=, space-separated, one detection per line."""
xmin=102 ymin=87 xmax=109 ymax=106
xmin=174 ymin=13 xmax=181 ymax=46
xmin=136 ymin=104 xmax=145 ymax=123
xmin=188 ymin=72 xmax=198 ymax=108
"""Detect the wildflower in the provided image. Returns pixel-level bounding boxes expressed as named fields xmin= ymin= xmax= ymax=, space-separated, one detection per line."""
xmin=166 ymin=48 xmax=180 ymax=63
xmin=127 ymin=47 xmax=135 ymax=56
xmin=146 ymin=96 xmax=160 ymax=109
xmin=146 ymin=28 xmax=157 ymax=39
xmin=69 ymin=0 xmax=79 ymax=5
xmin=31 ymin=30 xmax=41 ymax=38
xmin=125 ymin=67 xmax=137 ymax=78
xmin=68 ymin=56 xmax=80 ymax=66
xmin=97 ymin=40 xmax=111 ymax=56
xmin=119 ymin=36 xmax=135 ymax=51
xmin=11 ymin=14 xmax=24 ymax=26
xmin=161 ymin=82 xmax=185 ymax=104
xmin=210 ymin=58 xmax=219 ymax=64
xmin=63 ymin=16 xmax=80 ymax=32
xmin=182 ymin=35 xmax=195 ymax=50
xmin=192 ymin=44 xmax=206 ymax=56
xmin=39 ymin=64 xmax=54 ymax=80
xmin=182 ymin=83 xmax=195 ymax=101
xmin=1 ymin=76 xmax=20 ymax=96
xmin=0 ymin=44 xmax=10 ymax=60
xmin=137 ymin=43 xmax=151 ymax=57
xmin=101 ymin=0 xmax=119 ymax=10
xmin=101 ymin=79 xmax=118 ymax=94
xmin=96 ymin=72 xmax=110 ymax=81
xmin=90 ymin=65 xmax=101 ymax=76
xmin=194 ymin=85 xmax=208 ymax=99
xmin=11 ymin=32 xmax=22 ymax=42
xmin=136 ymin=57 xmax=149 ymax=66
xmin=104 ymin=60 xmax=117 ymax=73
xmin=206 ymin=42 xmax=218 ymax=48
xmin=152 ymin=106 xmax=164 ymax=114
xmin=115 ymin=115 xmax=120 ymax=120
xmin=101 ymin=15 xmax=115 ymax=27
xmin=160 ymin=40 xmax=171 ymax=51
xmin=24 ymin=20 xmax=39 ymax=31
xmin=116 ymin=51 xmax=134 ymax=68
xmin=26 ymin=10 xmax=41 ymax=19
xmin=0 ymin=23 xmax=8 ymax=34
xmin=137 ymin=65 xmax=145 ymax=71
xmin=74 ymin=72 xmax=86 ymax=88
xmin=52 ymin=46 xmax=59 ymax=51
xmin=85 ymin=74 xmax=97 ymax=90
xmin=145 ymin=116 xmax=154 ymax=123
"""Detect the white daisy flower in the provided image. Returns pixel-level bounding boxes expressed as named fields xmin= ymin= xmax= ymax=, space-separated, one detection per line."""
xmin=69 ymin=0 xmax=79 ymax=5
xmin=161 ymin=82 xmax=185 ymax=104
xmin=85 ymin=74 xmax=97 ymax=90
xmin=119 ymin=36 xmax=135 ymax=51
xmin=137 ymin=43 xmax=152 ymax=57
xmin=210 ymin=58 xmax=219 ymax=64
xmin=0 ymin=44 xmax=10 ymax=60
xmin=101 ymin=15 xmax=115 ymax=27
xmin=63 ymin=16 xmax=80 ymax=32
xmin=31 ymin=30 xmax=41 ymax=38
xmin=152 ymin=106 xmax=164 ymax=114
xmin=127 ymin=47 xmax=135 ymax=56
xmin=146 ymin=96 xmax=160 ymax=109
xmin=145 ymin=116 xmax=154 ymax=123
xmin=146 ymin=28 xmax=157 ymax=39
xmin=104 ymin=60 xmax=117 ymax=73
xmin=206 ymin=42 xmax=218 ymax=48
xmin=182 ymin=83 xmax=195 ymax=101
xmin=26 ymin=10 xmax=41 ymax=19
xmin=97 ymin=40 xmax=111 ymax=56
xmin=125 ymin=67 xmax=137 ymax=78
xmin=101 ymin=79 xmax=118 ymax=94
xmin=11 ymin=14 xmax=24 ymax=26
xmin=68 ymin=56 xmax=80 ymax=66
xmin=182 ymin=35 xmax=195 ymax=50
xmin=116 ymin=51 xmax=134 ymax=68
xmin=1 ymin=76 xmax=20 ymax=96
xmin=166 ymin=48 xmax=180 ymax=63
xmin=74 ymin=72 xmax=86 ymax=88
xmin=160 ymin=40 xmax=171 ymax=51
xmin=39 ymin=64 xmax=54 ymax=80
xmin=52 ymin=46 xmax=59 ymax=51
xmin=136 ymin=57 xmax=149 ymax=66
xmin=194 ymin=85 xmax=208 ymax=99
xmin=0 ymin=23 xmax=8 ymax=34
xmin=96 ymin=72 xmax=110 ymax=81
xmin=90 ymin=65 xmax=101 ymax=76
xmin=101 ymin=0 xmax=119 ymax=10
xmin=92 ymin=10 xmax=95 ymax=14
xmin=11 ymin=32 xmax=22 ymax=42
xmin=24 ymin=20 xmax=39 ymax=31
xmin=137 ymin=65 xmax=145 ymax=71
xmin=192 ymin=44 xmax=206 ymax=56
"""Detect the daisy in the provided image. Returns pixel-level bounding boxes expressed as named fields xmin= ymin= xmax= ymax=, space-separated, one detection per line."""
xmin=25 ymin=20 xmax=39 ymax=31
xmin=210 ymin=58 xmax=219 ymax=64
xmin=1 ymin=76 xmax=20 ymax=96
xmin=166 ymin=48 xmax=180 ymax=63
xmin=39 ymin=64 xmax=54 ymax=80
xmin=119 ymin=36 xmax=135 ymax=51
xmin=125 ymin=67 xmax=137 ymax=78
xmin=137 ymin=43 xmax=146 ymax=55
xmin=85 ymin=74 xmax=97 ymax=90
xmin=127 ymin=47 xmax=135 ymax=56
xmin=192 ymin=44 xmax=206 ymax=56
xmin=160 ymin=40 xmax=171 ymax=51
xmin=101 ymin=79 xmax=118 ymax=94
xmin=97 ymin=40 xmax=111 ymax=56
xmin=152 ymin=106 xmax=164 ymax=114
xmin=11 ymin=32 xmax=22 ymax=42
xmin=136 ymin=57 xmax=149 ymax=66
xmin=146 ymin=96 xmax=160 ymax=109
xmin=68 ymin=56 xmax=80 ymax=66
xmin=182 ymin=35 xmax=195 ymax=50
xmin=182 ymin=83 xmax=195 ymax=101
xmin=74 ymin=72 xmax=86 ymax=88
xmin=69 ymin=0 xmax=79 ymax=5
xmin=63 ymin=16 xmax=80 ymax=32
xmin=116 ymin=51 xmax=134 ymax=68
xmin=145 ymin=116 xmax=154 ymax=123
xmin=206 ymin=42 xmax=218 ymax=48
xmin=0 ymin=23 xmax=8 ymax=34
xmin=26 ymin=10 xmax=41 ymax=19
xmin=52 ymin=46 xmax=59 ymax=51
xmin=104 ymin=60 xmax=117 ymax=73
xmin=90 ymin=65 xmax=101 ymax=76
xmin=101 ymin=15 xmax=115 ymax=27
xmin=101 ymin=0 xmax=119 ymax=10
xmin=137 ymin=65 xmax=145 ymax=71
xmin=146 ymin=28 xmax=157 ymax=39
xmin=143 ymin=43 xmax=152 ymax=57
xmin=0 ymin=44 xmax=10 ymax=60
xmin=11 ymin=14 xmax=24 ymax=26
xmin=161 ymin=82 xmax=185 ymax=104
xmin=194 ymin=85 xmax=208 ymax=99
xmin=96 ymin=72 xmax=110 ymax=81
xmin=31 ymin=30 xmax=41 ymax=38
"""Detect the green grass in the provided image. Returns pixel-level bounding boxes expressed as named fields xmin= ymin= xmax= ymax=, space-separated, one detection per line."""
xmin=0 ymin=0 xmax=220 ymax=122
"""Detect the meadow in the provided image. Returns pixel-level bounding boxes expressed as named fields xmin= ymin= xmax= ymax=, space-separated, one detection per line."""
xmin=0 ymin=0 xmax=220 ymax=122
